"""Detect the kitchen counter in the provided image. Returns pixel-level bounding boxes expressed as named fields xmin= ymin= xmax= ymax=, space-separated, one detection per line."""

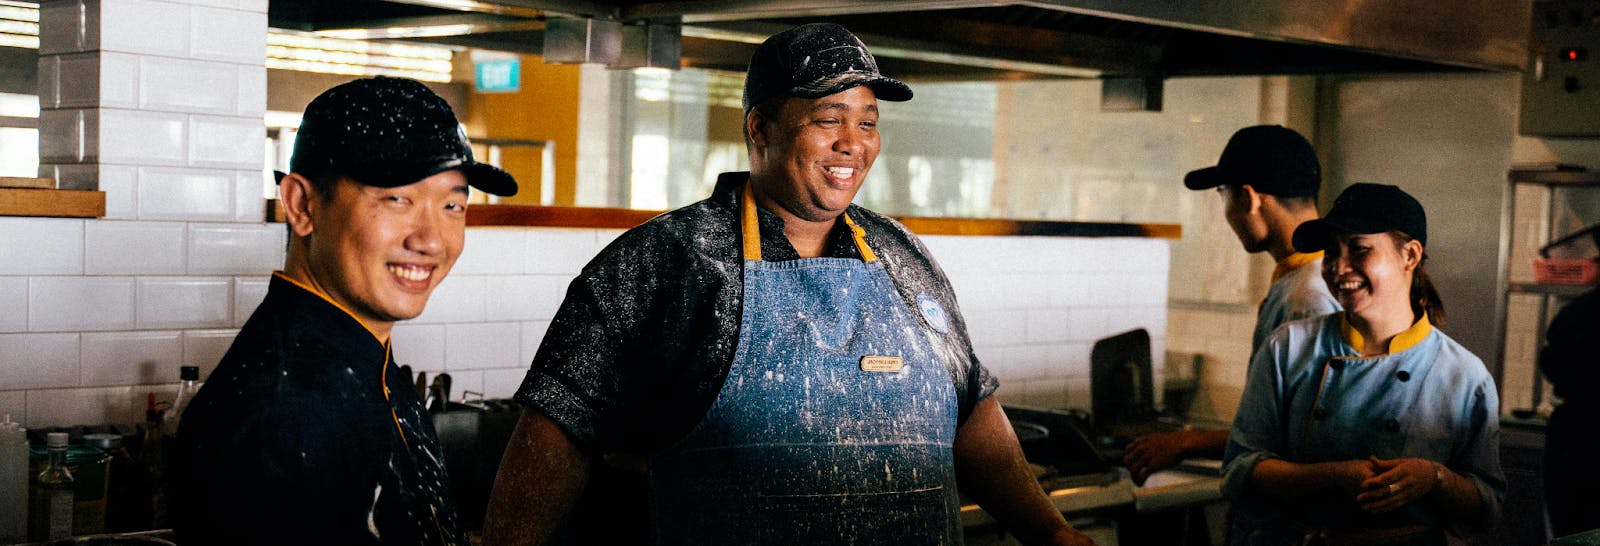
xmin=958 ymin=460 xmax=1222 ymax=531
xmin=959 ymin=468 xmax=1137 ymax=528
xmin=1133 ymin=460 xmax=1224 ymax=512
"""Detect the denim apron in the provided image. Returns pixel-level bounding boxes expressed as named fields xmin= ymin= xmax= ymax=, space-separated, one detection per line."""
xmin=648 ymin=183 xmax=962 ymax=545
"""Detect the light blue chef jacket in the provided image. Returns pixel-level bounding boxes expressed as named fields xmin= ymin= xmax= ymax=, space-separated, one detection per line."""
xmin=1222 ymin=313 xmax=1506 ymax=546
xmin=1253 ymin=252 xmax=1341 ymax=356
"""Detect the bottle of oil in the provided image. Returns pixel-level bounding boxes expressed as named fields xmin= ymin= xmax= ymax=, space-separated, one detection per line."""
xmin=142 ymin=393 xmax=166 ymax=529
xmin=28 ymin=432 xmax=73 ymax=541
xmin=0 ymin=415 xmax=27 ymax=543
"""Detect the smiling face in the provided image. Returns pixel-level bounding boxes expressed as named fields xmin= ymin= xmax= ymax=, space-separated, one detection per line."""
xmin=748 ymin=86 xmax=881 ymax=223
xmin=302 ymin=170 xmax=469 ymax=333
xmin=1322 ymin=231 xmax=1421 ymax=321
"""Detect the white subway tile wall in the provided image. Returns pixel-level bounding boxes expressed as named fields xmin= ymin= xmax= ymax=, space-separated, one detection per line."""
xmin=80 ymin=331 xmax=182 ymax=387
xmin=99 ymin=0 xmax=192 ymax=57
xmin=181 ymin=329 xmax=238 ymax=380
xmin=135 ymin=277 xmax=232 ymax=329
xmin=30 ymin=277 xmax=136 ymax=331
xmin=10 ymin=0 xmax=271 ymax=427
xmin=140 ymin=57 xmax=240 ymax=115
xmin=0 ymin=224 xmax=1170 ymax=426
xmin=137 ymin=167 xmax=236 ymax=221
xmin=85 ymin=221 xmax=186 ymax=275
xmin=0 ymin=278 xmax=26 ymax=333
xmin=0 ymin=218 xmax=83 ymax=276
xmin=0 ymin=334 xmax=80 ymax=391
xmin=231 ymin=277 xmax=269 ymax=327
xmin=187 ymin=224 xmax=285 ymax=275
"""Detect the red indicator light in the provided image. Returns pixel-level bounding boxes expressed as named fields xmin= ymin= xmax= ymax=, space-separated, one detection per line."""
xmin=1561 ymin=47 xmax=1588 ymax=61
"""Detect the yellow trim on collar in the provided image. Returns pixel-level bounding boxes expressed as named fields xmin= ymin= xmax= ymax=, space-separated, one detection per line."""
xmin=272 ymin=271 xmax=384 ymax=345
xmin=1339 ymin=312 xmax=1433 ymax=356
xmin=1272 ymin=251 xmax=1324 ymax=283
xmin=739 ymin=181 xmax=876 ymax=263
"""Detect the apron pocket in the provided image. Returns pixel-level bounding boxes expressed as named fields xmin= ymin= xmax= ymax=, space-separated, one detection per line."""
xmin=756 ymin=486 xmax=952 ymax=545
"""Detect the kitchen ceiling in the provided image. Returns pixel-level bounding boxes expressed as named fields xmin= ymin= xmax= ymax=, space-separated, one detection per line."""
xmin=267 ymin=0 xmax=1532 ymax=80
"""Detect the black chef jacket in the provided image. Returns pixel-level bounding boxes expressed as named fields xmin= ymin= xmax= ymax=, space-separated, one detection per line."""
xmin=172 ymin=273 xmax=462 ymax=546
xmin=515 ymin=172 xmax=998 ymax=456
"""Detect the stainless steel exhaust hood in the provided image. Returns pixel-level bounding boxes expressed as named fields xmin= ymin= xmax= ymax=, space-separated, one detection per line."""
xmin=269 ymin=0 xmax=1531 ymax=79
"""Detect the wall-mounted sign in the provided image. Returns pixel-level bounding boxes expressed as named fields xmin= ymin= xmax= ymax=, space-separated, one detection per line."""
xmin=475 ymin=58 xmax=521 ymax=93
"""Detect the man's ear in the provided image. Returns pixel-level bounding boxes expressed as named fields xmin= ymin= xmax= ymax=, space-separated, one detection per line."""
xmin=1239 ymin=184 xmax=1264 ymax=215
xmin=278 ymin=173 xmax=319 ymax=238
xmin=746 ymin=108 xmax=768 ymax=151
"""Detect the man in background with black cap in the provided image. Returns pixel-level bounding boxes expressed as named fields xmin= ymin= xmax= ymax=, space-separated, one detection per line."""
xmin=172 ymin=76 xmax=516 ymax=546
xmin=486 ymin=23 xmax=1093 ymax=546
xmin=1123 ymin=125 xmax=1340 ymax=485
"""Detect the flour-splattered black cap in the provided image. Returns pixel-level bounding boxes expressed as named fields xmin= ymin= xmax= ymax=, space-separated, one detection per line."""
xmin=742 ymin=23 xmax=912 ymax=112
xmin=277 ymin=76 xmax=517 ymax=197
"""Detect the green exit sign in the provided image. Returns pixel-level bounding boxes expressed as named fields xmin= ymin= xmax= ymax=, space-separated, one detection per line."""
xmin=475 ymin=59 xmax=520 ymax=93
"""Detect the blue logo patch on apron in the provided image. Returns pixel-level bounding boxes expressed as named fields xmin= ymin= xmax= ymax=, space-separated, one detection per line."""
xmin=917 ymin=294 xmax=950 ymax=334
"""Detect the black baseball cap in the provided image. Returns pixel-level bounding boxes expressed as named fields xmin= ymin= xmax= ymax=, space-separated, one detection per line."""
xmin=276 ymin=76 xmax=517 ymax=197
xmin=1184 ymin=125 xmax=1320 ymax=198
xmin=1292 ymin=183 xmax=1428 ymax=252
xmin=742 ymin=23 xmax=912 ymax=112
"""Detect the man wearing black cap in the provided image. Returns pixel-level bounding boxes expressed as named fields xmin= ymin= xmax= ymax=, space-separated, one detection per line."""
xmin=172 ymin=76 xmax=516 ymax=546
xmin=486 ymin=23 xmax=1092 ymax=546
xmin=1123 ymin=125 xmax=1340 ymax=485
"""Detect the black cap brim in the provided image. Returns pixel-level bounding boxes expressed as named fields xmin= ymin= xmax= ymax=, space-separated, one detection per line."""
xmin=1291 ymin=216 xmax=1395 ymax=253
xmin=793 ymin=72 xmax=913 ymax=102
xmin=1183 ymin=166 xmax=1226 ymax=190
xmin=273 ymin=160 xmax=519 ymax=198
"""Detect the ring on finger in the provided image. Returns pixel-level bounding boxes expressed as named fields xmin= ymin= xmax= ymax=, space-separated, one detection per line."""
xmin=1388 ymin=483 xmax=1401 ymax=495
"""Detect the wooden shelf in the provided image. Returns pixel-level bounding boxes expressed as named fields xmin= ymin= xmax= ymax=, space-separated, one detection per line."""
xmin=0 ymin=188 xmax=106 ymax=218
xmin=268 ymin=200 xmax=1183 ymax=239
xmin=1508 ymin=282 xmax=1594 ymax=298
xmin=1508 ymin=170 xmax=1600 ymax=186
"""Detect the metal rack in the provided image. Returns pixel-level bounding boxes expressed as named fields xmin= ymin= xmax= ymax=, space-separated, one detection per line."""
xmin=1494 ymin=169 xmax=1600 ymax=415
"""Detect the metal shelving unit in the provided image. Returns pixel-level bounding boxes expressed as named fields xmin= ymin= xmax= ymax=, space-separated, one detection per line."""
xmin=1494 ymin=169 xmax=1600 ymax=416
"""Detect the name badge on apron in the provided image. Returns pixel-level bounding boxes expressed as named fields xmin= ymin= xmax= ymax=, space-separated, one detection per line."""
xmin=859 ymin=355 xmax=904 ymax=373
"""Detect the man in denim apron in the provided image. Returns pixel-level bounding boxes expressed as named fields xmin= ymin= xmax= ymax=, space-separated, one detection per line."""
xmin=486 ymin=23 xmax=1094 ymax=546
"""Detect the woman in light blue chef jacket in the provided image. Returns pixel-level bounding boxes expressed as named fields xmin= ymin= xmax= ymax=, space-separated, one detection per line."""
xmin=1222 ymin=183 xmax=1506 ymax=546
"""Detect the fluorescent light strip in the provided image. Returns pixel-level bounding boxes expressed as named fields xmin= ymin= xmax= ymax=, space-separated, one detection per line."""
xmin=0 ymin=32 xmax=34 ymax=48
xmin=265 ymin=59 xmax=451 ymax=83
xmin=0 ymin=3 xmax=36 ymax=23
xmin=266 ymin=45 xmax=453 ymax=72
xmin=268 ymin=32 xmax=453 ymax=60
xmin=0 ymin=20 xmax=35 ymax=34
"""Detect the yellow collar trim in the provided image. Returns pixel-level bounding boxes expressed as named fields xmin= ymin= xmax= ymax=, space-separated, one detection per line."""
xmin=1339 ymin=312 xmax=1432 ymax=356
xmin=739 ymin=181 xmax=876 ymax=262
xmin=272 ymin=271 xmax=385 ymax=345
xmin=1272 ymin=251 xmax=1324 ymax=283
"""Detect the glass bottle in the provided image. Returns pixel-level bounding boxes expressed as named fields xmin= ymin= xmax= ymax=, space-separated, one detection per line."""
xmin=28 ymin=432 xmax=73 ymax=541
xmin=163 ymin=366 xmax=200 ymax=435
xmin=0 ymin=415 xmax=26 ymax=543
xmin=142 ymin=393 xmax=166 ymax=529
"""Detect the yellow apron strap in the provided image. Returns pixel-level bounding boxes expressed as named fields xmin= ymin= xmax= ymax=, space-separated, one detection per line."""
xmin=741 ymin=182 xmax=763 ymax=262
xmin=740 ymin=181 xmax=877 ymax=263
xmin=841 ymin=213 xmax=878 ymax=263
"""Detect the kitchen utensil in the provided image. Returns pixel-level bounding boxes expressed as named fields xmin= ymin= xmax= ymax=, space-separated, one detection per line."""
xmin=414 ymin=371 xmax=428 ymax=402
xmin=437 ymin=373 xmax=452 ymax=406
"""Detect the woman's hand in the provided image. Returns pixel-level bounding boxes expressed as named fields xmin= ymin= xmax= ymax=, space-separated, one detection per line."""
xmin=1355 ymin=456 xmax=1440 ymax=513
